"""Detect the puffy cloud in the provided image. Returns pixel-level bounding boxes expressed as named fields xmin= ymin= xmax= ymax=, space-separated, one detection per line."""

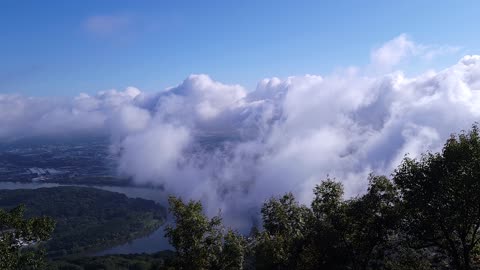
xmin=371 ymin=34 xmax=416 ymax=70
xmin=115 ymin=54 xmax=480 ymax=226
xmin=155 ymin=74 xmax=247 ymax=124
xmin=0 ymin=87 xmax=141 ymax=141
xmin=117 ymin=123 xmax=191 ymax=184
xmin=1 ymin=35 xmax=479 ymax=228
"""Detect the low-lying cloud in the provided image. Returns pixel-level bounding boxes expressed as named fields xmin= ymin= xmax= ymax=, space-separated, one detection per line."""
xmin=1 ymin=35 xmax=478 ymax=228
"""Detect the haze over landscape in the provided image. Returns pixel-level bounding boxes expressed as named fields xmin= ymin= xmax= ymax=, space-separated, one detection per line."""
xmin=2 ymin=1 xmax=480 ymax=269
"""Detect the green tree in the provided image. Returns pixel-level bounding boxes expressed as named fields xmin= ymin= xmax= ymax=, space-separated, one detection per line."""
xmin=301 ymin=179 xmax=348 ymax=269
xmin=222 ymin=229 xmax=247 ymax=270
xmin=303 ymin=176 xmax=400 ymax=270
xmin=345 ymin=175 xmax=400 ymax=269
xmin=394 ymin=124 xmax=480 ymax=270
xmin=0 ymin=204 xmax=55 ymax=270
xmin=164 ymin=196 xmax=246 ymax=270
xmin=255 ymin=193 xmax=311 ymax=270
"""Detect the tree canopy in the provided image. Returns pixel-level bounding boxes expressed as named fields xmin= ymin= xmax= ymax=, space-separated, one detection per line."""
xmin=165 ymin=196 xmax=246 ymax=270
xmin=163 ymin=124 xmax=480 ymax=270
xmin=0 ymin=204 xmax=55 ymax=270
xmin=394 ymin=124 xmax=480 ymax=270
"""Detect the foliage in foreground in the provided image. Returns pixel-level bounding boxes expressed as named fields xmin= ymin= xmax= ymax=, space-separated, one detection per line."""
xmin=0 ymin=204 xmax=55 ymax=270
xmin=165 ymin=196 xmax=246 ymax=270
xmin=164 ymin=124 xmax=480 ymax=270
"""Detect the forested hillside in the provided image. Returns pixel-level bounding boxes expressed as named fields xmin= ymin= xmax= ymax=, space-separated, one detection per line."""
xmin=0 ymin=187 xmax=166 ymax=257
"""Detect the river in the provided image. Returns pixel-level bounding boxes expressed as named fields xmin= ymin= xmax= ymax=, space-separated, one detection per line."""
xmin=0 ymin=181 xmax=172 ymax=255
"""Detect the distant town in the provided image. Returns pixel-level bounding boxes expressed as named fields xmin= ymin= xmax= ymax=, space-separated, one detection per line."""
xmin=0 ymin=137 xmax=129 ymax=186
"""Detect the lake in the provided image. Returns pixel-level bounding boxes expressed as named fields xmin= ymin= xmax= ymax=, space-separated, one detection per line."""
xmin=0 ymin=181 xmax=173 ymax=255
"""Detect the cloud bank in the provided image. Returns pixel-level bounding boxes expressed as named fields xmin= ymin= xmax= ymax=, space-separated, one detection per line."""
xmin=1 ymin=35 xmax=478 ymax=228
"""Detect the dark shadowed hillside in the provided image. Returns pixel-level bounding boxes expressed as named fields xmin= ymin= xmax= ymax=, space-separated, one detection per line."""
xmin=0 ymin=186 xmax=166 ymax=257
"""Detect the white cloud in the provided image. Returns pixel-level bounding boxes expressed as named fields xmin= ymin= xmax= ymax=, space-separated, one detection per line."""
xmin=370 ymin=34 xmax=460 ymax=71
xmin=1 ymin=35 xmax=479 ymax=228
xmin=421 ymin=45 xmax=461 ymax=61
xmin=371 ymin=34 xmax=416 ymax=70
xmin=117 ymin=123 xmax=191 ymax=184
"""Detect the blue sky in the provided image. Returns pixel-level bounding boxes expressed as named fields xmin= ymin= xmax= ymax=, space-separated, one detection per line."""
xmin=1 ymin=0 xmax=479 ymax=96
